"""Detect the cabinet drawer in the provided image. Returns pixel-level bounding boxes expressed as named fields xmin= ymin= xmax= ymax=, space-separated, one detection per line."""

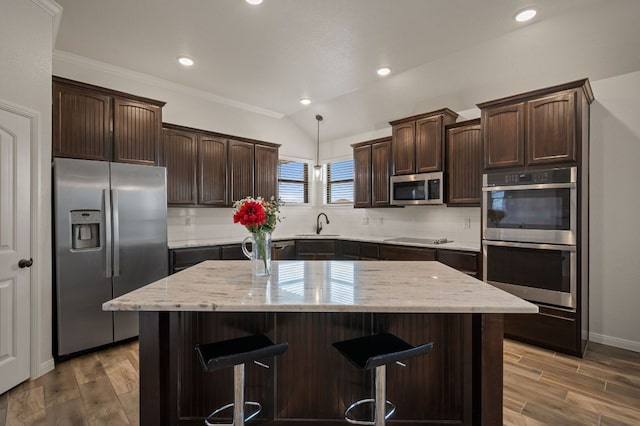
xmin=296 ymin=240 xmax=336 ymax=255
xmin=272 ymin=240 xmax=296 ymax=260
xmin=436 ymin=250 xmax=479 ymax=276
xmin=379 ymin=244 xmax=436 ymax=261
xmin=221 ymin=244 xmax=247 ymax=260
xmin=172 ymin=246 xmax=221 ymax=267
xmin=359 ymin=243 xmax=379 ymax=259
xmin=340 ymin=241 xmax=360 ymax=259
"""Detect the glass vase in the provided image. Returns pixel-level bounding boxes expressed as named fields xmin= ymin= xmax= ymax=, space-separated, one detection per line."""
xmin=241 ymin=231 xmax=272 ymax=276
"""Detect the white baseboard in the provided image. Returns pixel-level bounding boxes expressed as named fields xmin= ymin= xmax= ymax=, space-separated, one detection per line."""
xmin=589 ymin=332 xmax=640 ymax=353
xmin=35 ymin=358 xmax=55 ymax=378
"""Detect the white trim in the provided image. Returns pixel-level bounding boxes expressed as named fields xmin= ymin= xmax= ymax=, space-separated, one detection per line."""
xmin=31 ymin=0 xmax=63 ymax=43
xmin=53 ymin=50 xmax=286 ymax=119
xmin=38 ymin=359 xmax=55 ymax=377
xmin=589 ymin=332 xmax=640 ymax=353
xmin=0 ymin=99 xmax=46 ymax=380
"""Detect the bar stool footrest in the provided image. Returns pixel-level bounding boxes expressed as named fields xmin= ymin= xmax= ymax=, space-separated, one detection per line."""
xmin=344 ymin=398 xmax=396 ymax=425
xmin=205 ymin=401 xmax=261 ymax=426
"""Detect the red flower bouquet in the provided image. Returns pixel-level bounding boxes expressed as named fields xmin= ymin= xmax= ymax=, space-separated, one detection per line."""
xmin=233 ymin=196 xmax=283 ymax=276
xmin=232 ymin=196 xmax=282 ymax=233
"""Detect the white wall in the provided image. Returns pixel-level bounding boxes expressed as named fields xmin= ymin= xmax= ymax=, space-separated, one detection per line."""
xmin=589 ymin=71 xmax=640 ymax=351
xmin=0 ymin=0 xmax=56 ymax=377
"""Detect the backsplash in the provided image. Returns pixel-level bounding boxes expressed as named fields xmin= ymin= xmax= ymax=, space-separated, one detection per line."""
xmin=168 ymin=204 xmax=481 ymax=246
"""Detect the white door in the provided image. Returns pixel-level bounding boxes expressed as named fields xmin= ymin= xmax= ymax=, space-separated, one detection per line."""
xmin=0 ymin=104 xmax=31 ymax=394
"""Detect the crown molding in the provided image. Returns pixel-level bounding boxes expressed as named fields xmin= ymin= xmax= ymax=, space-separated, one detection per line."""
xmin=53 ymin=50 xmax=285 ymax=119
xmin=31 ymin=0 xmax=63 ymax=44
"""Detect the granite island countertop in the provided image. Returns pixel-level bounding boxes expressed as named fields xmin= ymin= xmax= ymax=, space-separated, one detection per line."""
xmin=103 ymin=260 xmax=537 ymax=314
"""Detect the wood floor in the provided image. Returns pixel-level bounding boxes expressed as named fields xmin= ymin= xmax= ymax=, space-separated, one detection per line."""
xmin=1 ymin=339 xmax=639 ymax=425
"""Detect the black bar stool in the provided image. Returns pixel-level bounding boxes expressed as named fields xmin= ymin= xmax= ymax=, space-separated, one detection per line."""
xmin=333 ymin=332 xmax=434 ymax=426
xmin=195 ymin=334 xmax=288 ymax=426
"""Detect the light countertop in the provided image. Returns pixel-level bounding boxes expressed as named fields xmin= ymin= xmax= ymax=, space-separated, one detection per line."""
xmin=103 ymin=260 xmax=536 ymax=314
xmin=168 ymin=234 xmax=480 ymax=252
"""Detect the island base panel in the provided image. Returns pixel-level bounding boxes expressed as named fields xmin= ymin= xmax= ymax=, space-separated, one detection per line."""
xmin=139 ymin=312 xmax=503 ymax=425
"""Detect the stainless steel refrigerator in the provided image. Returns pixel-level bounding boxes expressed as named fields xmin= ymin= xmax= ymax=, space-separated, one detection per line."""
xmin=53 ymin=158 xmax=168 ymax=356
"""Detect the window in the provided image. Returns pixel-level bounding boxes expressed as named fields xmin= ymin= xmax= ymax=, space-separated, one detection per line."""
xmin=326 ymin=159 xmax=354 ymax=204
xmin=278 ymin=160 xmax=309 ymax=203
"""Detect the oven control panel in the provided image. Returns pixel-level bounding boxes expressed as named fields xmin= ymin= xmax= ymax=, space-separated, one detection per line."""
xmin=484 ymin=167 xmax=575 ymax=186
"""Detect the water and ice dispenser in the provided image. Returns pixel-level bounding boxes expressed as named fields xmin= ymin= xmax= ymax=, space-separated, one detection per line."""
xmin=70 ymin=210 xmax=101 ymax=250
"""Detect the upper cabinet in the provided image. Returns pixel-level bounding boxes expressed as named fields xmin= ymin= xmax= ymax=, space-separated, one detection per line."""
xmin=352 ymin=137 xmax=392 ymax=208
xmin=254 ymin=144 xmax=279 ymax=201
xmin=162 ymin=123 xmax=279 ymax=207
xmin=389 ymin=109 xmax=458 ymax=175
xmin=445 ymin=119 xmax=482 ymax=206
xmin=229 ymin=140 xmax=255 ymax=203
xmin=478 ymin=79 xmax=593 ymax=170
xmin=163 ymin=128 xmax=198 ymax=205
xmin=53 ymin=76 xmax=164 ymax=165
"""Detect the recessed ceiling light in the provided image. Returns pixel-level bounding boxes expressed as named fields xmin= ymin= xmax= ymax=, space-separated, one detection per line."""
xmin=377 ymin=67 xmax=392 ymax=76
xmin=177 ymin=56 xmax=194 ymax=67
xmin=515 ymin=9 xmax=537 ymax=22
xmin=246 ymin=0 xmax=263 ymax=5
xmin=300 ymin=98 xmax=311 ymax=106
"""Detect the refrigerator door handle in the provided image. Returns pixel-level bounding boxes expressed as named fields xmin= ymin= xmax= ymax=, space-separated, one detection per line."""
xmin=104 ymin=189 xmax=113 ymax=278
xmin=112 ymin=189 xmax=120 ymax=277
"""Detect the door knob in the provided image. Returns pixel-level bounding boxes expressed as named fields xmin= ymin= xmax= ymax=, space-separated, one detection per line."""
xmin=18 ymin=258 xmax=33 ymax=268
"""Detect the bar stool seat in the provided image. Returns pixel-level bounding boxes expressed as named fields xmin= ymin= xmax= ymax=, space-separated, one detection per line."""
xmin=333 ymin=333 xmax=433 ymax=426
xmin=196 ymin=334 xmax=288 ymax=426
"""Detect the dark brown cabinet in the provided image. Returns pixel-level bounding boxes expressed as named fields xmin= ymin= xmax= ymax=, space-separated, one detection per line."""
xmin=480 ymin=102 xmax=525 ymax=169
xmin=170 ymin=246 xmax=221 ymax=274
xmin=379 ymin=244 xmax=436 ymax=261
xmin=353 ymin=144 xmax=372 ymax=208
xmin=296 ymin=240 xmax=336 ymax=260
xmin=479 ymin=80 xmax=592 ymax=170
xmin=163 ymin=125 xmax=228 ymax=207
xmin=389 ymin=109 xmax=458 ymax=175
xmin=198 ymin=135 xmax=228 ymax=206
xmin=527 ymin=91 xmax=576 ymax=165
xmin=445 ymin=119 xmax=482 ymax=205
xmin=163 ymin=128 xmax=198 ymax=205
xmin=162 ymin=123 xmax=279 ymax=207
xmin=229 ymin=140 xmax=255 ymax=203
xmin=53 ymin=76 xmax=164 ymax=165
xmin=254 ymin=144 xmax=279 ymax=200
xmin=436 ymin=249 xmax=480 ymax=278
xmin=352 ymin=137 xmax=392 ymax=208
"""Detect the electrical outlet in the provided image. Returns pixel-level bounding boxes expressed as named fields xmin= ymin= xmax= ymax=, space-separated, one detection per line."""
xmin=376 ymin=217 xmax=384 ymax=225
xmin=362 ymin=217 xmax=369 ymax=225
xmin=464 ymin=217 xmax=471 ymax=229
xmin=185 ymin=216 xmax=193 ymax=226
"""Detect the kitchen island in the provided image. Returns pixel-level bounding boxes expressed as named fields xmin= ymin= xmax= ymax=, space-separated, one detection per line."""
xmin=103 ymin=260 xmax=537 ymax=425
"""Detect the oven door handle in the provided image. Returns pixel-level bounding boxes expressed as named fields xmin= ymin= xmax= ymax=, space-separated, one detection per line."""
xmin=482 ymin=240 xmax=576 ymax=251
xmin=482 ymin=182 xmax=576 ymax=192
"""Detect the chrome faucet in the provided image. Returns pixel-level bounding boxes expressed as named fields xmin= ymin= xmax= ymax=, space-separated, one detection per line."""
xmin=316 ymin=212 xmax=330 ymax=235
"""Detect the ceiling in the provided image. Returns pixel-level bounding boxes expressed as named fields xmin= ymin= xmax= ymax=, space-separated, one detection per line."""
xmin=54 ymin=0 xmax=640 ymax=142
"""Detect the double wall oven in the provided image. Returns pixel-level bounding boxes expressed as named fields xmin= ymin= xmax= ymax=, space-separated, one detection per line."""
xmin=482 ymin=167 xmax=577 ymax=309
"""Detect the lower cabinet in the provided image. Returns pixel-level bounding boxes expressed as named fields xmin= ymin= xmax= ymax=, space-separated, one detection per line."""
xmin=296 ymin=240 xmax=337 ymax=260
xmin=170 ymin=240 xmax=480 ymax=276
xmin=379 ymin=244 xmax=436 ymax=261
xmin=272 ymin=240 xmax=296 ymax=260
xmin=436 ymin=249 xmax=481 ymax=278
xmin=170 ymin=246 xmax=221 ymax=274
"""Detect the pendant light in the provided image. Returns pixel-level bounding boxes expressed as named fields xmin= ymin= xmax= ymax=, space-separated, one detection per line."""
xmin=314 ymin=114 xmax=323 ymax=180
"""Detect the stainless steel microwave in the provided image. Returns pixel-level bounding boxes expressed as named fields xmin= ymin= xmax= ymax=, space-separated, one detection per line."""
xmin=390 ymin=172 xmax=443 ymax=205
